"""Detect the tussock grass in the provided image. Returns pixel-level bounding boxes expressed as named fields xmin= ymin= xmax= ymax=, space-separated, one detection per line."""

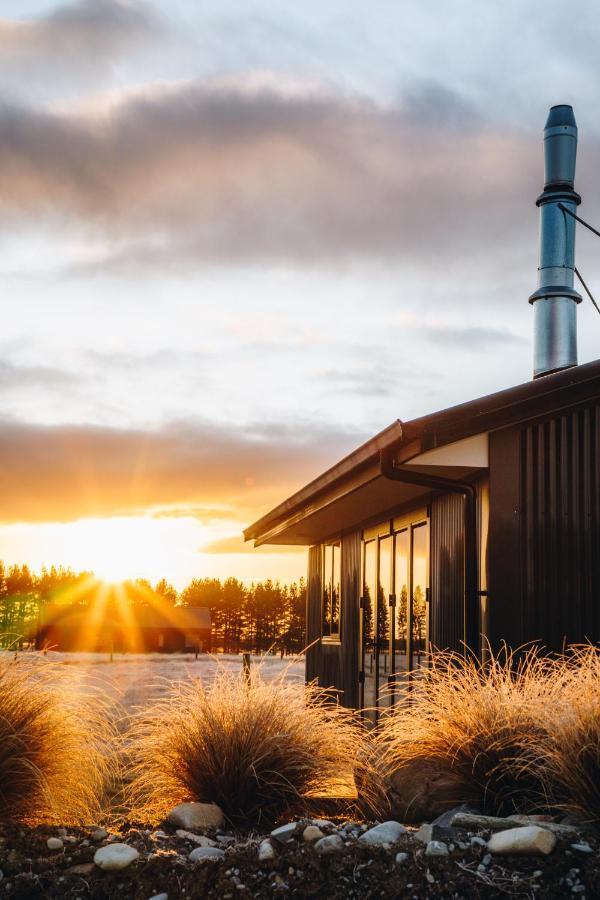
xmin=0 ymin=652 xmax=116 ymax=824
xmin=528 ymin=645 xmax=600 ymax=823
xmin=125 ymin=664 xmax=380 ymax=827
xmin=375 ymin=647 xmax=558 ymax=821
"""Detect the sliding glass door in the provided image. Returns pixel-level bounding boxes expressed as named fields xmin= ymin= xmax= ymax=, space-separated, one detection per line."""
xmin=360 ymin=516 xmax=429 ymax=720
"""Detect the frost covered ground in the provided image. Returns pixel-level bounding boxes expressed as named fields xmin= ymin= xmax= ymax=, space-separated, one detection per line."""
xmin=26 ymin=651 xmax=305 ymax=715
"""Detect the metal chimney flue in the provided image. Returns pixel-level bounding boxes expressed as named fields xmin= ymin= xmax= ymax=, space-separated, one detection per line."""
xmin=529 ymin=104 xmax=582 ymax=378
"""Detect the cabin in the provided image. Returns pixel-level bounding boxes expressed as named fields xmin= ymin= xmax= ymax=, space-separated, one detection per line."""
xmin=244 ymin=104 xmax=600 ymax=720
xmin=36 ymin=602 xmax=211 ymax=653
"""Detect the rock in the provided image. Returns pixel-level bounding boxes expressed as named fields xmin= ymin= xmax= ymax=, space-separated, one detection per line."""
xmin=395 ymin=852 xmax=409 ymax=865
xmin=471 ymin=836 xmax=487 ymax=848
xmin=66 ymin=863 xmax=95 ymax=876
xmin=94 ymin=843 xmax=140 ymax=871
xmin=387 ymin=759 xmax=466 ymax=823
xmin=425 ymin=840 xmax=449 ymax=857
xmin=46 ymin=838 xmax=63 ymax=851
xmin=312 ymin=819 xmax=335 ymax=828
xmin=91 ymin=828 xmax=108 ymax=842
xmin=189 ymin=846 xmax=225 ymax=863
xmin=302 ymin=826 xmax=323 ymax=843
xmin=414 ymin=824 xmax=432 ymax=845
xmin=359 ymin=821 xmax=406 ymax=847
xmin=270 ymin=822 xmax=299 ymax=843
xmin=258 ymin=840 xmax=275 ymax=862
xmin=166 ymin=802 xmax=224 ymax=831
xmin=217 ymin=835 xmax=235 ymax=845
xmin=176 ymin=830 xmax=216 ymax=847
xmin=571 ymin=842 xmax=593 ymax=853
xmin=487 ymin=826 xmax=557 ymax=856
xmin=148 ymin=895 xmax=168 ymax=900
xmin=314 ymin=834 xmax=345 ymax=855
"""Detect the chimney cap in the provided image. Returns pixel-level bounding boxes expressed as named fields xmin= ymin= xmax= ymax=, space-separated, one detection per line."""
xmin=545 ymin=104 xmax=576 ymax=129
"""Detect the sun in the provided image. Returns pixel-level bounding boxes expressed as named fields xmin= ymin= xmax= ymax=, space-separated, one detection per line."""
xmin=59 ymin=516 xmax=173 ymax=583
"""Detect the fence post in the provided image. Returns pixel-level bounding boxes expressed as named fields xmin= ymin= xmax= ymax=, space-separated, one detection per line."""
xmin=243 ymin=652 xmax=251 ymax=685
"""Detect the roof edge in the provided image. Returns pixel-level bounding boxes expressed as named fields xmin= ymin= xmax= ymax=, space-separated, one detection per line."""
xmin=243 ymin=419 xmax=403 ymax=541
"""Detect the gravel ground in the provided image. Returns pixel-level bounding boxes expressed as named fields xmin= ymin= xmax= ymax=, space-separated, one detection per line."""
xmin=0 ymin=817 xmax=598 ymax=899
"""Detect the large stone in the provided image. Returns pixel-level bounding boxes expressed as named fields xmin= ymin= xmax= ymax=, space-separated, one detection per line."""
xmin=66 ymin=863 xmax=95 ymax=876
xmin=91 ymin=828 xmax=108 ymax=842
xmin=387 ymin=760 xmax=467 ymax=824
xmin=258 ymin=839 xmax=275 ymax=861
xmin=487 ymin=826 xmax=557 ymax=856
xmin=189 ymin=846 xmax=225 ymax=863
xmin=94 ymin=843 xmax=140 ymax=871
xmin=175 ymin=830 xmax=216 ymax=847
xmin=270 ymin=822 xmax=299 ymax=843
xmin=314 ymin=834 xmax=345 ymax=855
xmin=358 ymin=821 xmax=406 ymax=847
xmin=425 ymin=840 xmax=449 ymax=857
xmin=166 ymin=802 xmax=224 ymax=831
xmin=302 ymin=826 xmax=323 ymax=843
xmin=47 ymin=838 xmax=63 ymax=851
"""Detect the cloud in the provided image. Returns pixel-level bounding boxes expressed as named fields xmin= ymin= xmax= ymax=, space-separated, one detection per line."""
xmin=0 ymin=78 xmax=563 ymax=269
xmin=421 ymin=324 xmax=527 ymax=350
xmin=0 ymin=416 xmax=363 ymax=524
xmin=0 ymin=1 xmax=161 ymax=72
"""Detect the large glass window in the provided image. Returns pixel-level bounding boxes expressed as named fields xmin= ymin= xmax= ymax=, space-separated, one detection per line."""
xmin=360 ymin=515 xmax=429 ymax=720
xmin=322 ymin=543 xmax=341 ymax=638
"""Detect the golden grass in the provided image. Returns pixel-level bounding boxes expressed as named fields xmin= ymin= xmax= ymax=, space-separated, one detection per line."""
xmin=125 ymin=664 xmax=381 ymax=827
xmin=375 ymin=647 xmax=559 ymax=820
xmin=526 ymin=645 xmax=600 ymax=823
xmin=0 ymin=652 xmax=117 ymax=825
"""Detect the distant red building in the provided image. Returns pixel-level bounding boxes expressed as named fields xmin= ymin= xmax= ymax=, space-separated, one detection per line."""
xmin=36 ymin=602 xmax=211 ymax=653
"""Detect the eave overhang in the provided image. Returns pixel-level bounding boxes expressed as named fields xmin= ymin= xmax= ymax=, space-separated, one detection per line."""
xmin=245 ymin=357 xmax=600 ymax=547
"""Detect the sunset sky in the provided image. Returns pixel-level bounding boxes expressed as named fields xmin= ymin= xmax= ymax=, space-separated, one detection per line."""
xmin=1 ymin=0 xmax=599 ymax=587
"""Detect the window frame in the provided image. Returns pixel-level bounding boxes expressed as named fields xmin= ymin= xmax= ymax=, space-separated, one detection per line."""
xmin=321 ymin=541 xmax=342 ymax=642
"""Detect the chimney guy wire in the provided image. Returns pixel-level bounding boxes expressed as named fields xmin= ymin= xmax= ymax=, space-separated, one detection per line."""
xmin=558 ymin=202 xmax=600 ymax=317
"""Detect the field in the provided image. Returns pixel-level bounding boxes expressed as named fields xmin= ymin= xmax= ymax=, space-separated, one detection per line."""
xmin=23 ymin=650 xmax=305 ymax=716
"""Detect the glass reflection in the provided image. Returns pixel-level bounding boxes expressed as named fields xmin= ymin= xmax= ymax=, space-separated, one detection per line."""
xmin=394 ymin=529 xmax=409 ymax=678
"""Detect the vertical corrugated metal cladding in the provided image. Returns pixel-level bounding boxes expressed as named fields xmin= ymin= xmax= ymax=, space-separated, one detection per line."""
xmin=340 ymin=531 xmax=361 ymax=708
xmin=521 ymin=404 xmax=600 ymax=648
xmin=306 ymin=545 xmax=322 ymax=682
xmin=430 ymin=493 xmax=465 ymax=651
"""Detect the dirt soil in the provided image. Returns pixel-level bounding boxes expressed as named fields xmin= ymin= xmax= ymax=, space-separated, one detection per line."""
xmin=0 ymin=821 xmax=598 ymax=899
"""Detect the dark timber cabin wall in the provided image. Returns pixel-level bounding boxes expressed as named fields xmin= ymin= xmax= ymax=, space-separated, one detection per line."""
xmin=430 ymin=493 xmax=465 ymax=653
xmin=488 ymin=401 xmax=600 ymax=651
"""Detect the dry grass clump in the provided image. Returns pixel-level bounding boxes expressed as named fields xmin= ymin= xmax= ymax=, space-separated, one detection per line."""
xmin=528 ymin=645 xmax=600 ymax=823
xmin=0 ymin=652 xmax=116 ymax=824
xmin=375 ymin=647 xmax=558 ymax=821
xmin=125 ymin=665 xmax=379 ymax=827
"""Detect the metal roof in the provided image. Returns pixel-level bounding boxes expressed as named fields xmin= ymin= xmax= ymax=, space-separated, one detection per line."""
xmin=244 ymin=358 xmax=600 ymax=546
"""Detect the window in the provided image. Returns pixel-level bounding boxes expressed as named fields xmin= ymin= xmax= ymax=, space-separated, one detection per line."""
xmin=322 ymin=543 xmax=341 ymax=638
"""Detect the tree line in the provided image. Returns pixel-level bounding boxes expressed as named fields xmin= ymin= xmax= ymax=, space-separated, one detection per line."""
xmin=0 ymin=562 xmax=306 ymax=656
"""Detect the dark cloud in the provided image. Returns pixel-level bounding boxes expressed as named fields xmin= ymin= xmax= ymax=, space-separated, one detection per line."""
xmin=0 ymin=0 xmax=161 ymax=68
xmin=0 ymin=80 xmax=558 ymax=268
xmin=2 ymin=78 xmax=598 ymax=271
xmin=0 ymin=417 xmax=363 ymax=524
